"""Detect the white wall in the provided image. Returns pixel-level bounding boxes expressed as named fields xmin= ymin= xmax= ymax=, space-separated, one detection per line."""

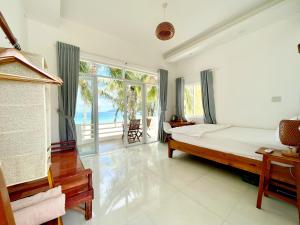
xmin=175 ymin=14 xmax=300 ymax=129
xmin=26 ymin=18 xmax=175 ymax=142
xmin=0 ymin=0 xmax=27 ymax=49
xmin=3 ymin=0 xmax=299 ymax=139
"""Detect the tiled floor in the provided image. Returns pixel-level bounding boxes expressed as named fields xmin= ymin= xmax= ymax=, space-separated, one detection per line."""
xmin=78 ymin=136 xmax=158 ymax=155
xmin=63 ymin=142 xmax=298 ymax=225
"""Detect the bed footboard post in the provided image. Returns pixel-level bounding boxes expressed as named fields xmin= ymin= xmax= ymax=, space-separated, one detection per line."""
xmin=168 ymin=141 xmax=174 ymax=158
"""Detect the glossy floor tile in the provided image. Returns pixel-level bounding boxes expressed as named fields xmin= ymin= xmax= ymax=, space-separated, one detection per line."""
xmin=63 ymin=142 xmax=298 ymax=225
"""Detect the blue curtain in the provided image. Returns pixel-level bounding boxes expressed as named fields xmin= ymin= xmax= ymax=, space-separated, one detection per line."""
xmin=57 ymin=42 xmax=80 ymax=141
xmin=158 ymin=69 xmax=168 ymax=142
xmin=200 ymin=70 xmax=216 ymax=124
xmin=176 ymin=77 xmax=185 ymax=120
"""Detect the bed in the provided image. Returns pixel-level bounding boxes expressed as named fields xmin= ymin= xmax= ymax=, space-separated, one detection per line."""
xmin=168 ymin=124 xmax=296 ymax=185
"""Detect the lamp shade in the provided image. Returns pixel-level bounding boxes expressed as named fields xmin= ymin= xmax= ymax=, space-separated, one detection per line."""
xmin=155 ymin=21 xmax=175 ymax=40
xmin=279 ymin=120 xmax=300 ymax=147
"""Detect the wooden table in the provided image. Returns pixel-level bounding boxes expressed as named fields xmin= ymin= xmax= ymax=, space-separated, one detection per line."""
xmin=168 ymin=120 xmax=195 ymax=128
xmin=256 ymin=147 xmax=300 ymax=223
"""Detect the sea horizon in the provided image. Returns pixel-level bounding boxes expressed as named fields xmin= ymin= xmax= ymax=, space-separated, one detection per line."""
xmin=75 ymin=110 xmax=124 ymax=124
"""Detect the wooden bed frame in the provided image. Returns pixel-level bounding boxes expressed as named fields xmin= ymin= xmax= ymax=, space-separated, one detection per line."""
xmin=168 ymin=139 xmax=296 ymax=186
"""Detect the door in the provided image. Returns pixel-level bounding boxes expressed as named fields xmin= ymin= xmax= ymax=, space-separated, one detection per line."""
xmin=75 ymin=76 xmax=97 ymax=155
xmin=145 ymin=84 xmax=159 ymax=143
xmin=97 ymin=77 xmax=125 ymax=153
xmin=123 ymin=82 xmax=146 ymax=146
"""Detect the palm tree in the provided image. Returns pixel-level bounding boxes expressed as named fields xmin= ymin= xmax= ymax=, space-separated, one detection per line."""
xmin=79 ymin=61 xmax=93 ymax=105
xmin=77 ymin=61 xmax=94 ymax=125
xmin=79 ymin=61 xmax=158 ymax=123
xmin=97 ymin=67 xmax=125 ymax=122
xmin=146 ymin=86 xmax=157 ymax=117
xmin=99 ymin=69 xmax=158 ymax=122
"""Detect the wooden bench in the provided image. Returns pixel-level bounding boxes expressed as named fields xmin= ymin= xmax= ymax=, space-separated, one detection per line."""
xmin=8 ymin=140 xmax=94 ymax=221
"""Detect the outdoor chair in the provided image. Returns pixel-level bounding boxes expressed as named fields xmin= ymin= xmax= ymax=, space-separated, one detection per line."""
xmin=122 ymin=119 xmax=142 ymax=143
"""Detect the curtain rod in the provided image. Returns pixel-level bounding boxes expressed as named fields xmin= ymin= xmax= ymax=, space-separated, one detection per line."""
xmin=0 ymin=11 xmax=21 ymax=50
xmin=200 ymin=68 xmax=216 ymax=72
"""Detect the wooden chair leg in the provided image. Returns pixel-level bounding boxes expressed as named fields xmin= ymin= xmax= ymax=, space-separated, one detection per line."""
xmin=135 ymin=131 xmax=140 ymax=142
xmin=85 ymin=201 xmax=92 ymax=220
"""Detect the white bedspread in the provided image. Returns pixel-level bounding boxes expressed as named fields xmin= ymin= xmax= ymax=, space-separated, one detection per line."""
xmin=171 ymin=125 xmax=288 ymax=160
xmin=170 ymin=124 xmax=231 ymax=137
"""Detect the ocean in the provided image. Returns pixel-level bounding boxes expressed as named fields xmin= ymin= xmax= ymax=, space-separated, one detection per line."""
xmin=75 ymin=110 xmax=124 ymax=124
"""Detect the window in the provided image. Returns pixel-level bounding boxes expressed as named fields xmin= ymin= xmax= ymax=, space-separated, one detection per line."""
xmin=125 ymin=69 xmax=158 ymax=84
xmin=80 ymin=60 xmax=122 ymax=79
xmin=184 ymin=83 xmax=203 ymax=117
xmin=79 ymin=60 xmax=157 ymax=84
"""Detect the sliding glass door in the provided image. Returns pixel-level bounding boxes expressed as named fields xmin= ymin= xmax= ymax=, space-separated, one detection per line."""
xmin=75 ymin=76 xmax=97 ymax=155
xmin=97 ymin=77 xmax=125 ymax=153
xmin=75 ymin=60 xmax=159 ymax=155
xmin=123 ymin=83 xmax=159 ymax=146
xmin=145 ymin=84 xmax=159 ymax=143
xmin=123 ymin=82 xmax=145 ymax=146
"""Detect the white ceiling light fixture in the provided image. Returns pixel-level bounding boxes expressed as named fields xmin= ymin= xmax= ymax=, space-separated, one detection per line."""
xmin=155 ymin=2 xmax=175 ymax=41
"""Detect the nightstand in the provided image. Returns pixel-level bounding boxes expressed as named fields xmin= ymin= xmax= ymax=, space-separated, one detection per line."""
xmin=256 ymin=147 xmax=300 ymax=223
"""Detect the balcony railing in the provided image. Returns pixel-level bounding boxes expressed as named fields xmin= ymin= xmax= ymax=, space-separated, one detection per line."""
xmin=76 ymin=117 xmax=158 ymax=145
xmin=76 ymin=122 xmax=124 ymax=144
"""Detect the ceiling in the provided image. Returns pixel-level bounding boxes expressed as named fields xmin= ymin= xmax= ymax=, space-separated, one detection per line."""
xmin=25 ymin=0 xmax=292 ymax=60
xmin=60 ymin=0 xmax=270 ymax=54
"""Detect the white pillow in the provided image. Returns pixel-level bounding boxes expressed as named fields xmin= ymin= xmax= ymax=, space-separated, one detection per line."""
xmin=275 ymin=115 xmax=300 ymax=143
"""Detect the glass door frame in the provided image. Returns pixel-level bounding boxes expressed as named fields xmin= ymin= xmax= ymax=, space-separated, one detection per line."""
xmin=92 ymin=75 xmax=99 ymax=154
xmin=123 ymin=81 xmax=147 ymax=147
xmin=76 ymin=75 xmax=98 ymax=156
xmin=145 ymin=83 xmax=159 ymax=144
xmin=77 ymin=60 xmax=159 ymax=154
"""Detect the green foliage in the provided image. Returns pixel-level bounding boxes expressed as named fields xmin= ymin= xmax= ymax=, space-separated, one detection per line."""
xmin=99 ymin=79 xmax=126 ymax=122
xmin=79 ymin=61 xmax=93 ymax=105
xmin=80 ymin=61 xmax=91 ymax=73
xmin=146 ymin=86 xmax=157 ymax=116
xmin=79 ymin=61 xmax=158 ymax=122
xmin=184 ymin=86 xmax=193 ymax=116
xmin=184 ymin=84 xmax=203 ymax=117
